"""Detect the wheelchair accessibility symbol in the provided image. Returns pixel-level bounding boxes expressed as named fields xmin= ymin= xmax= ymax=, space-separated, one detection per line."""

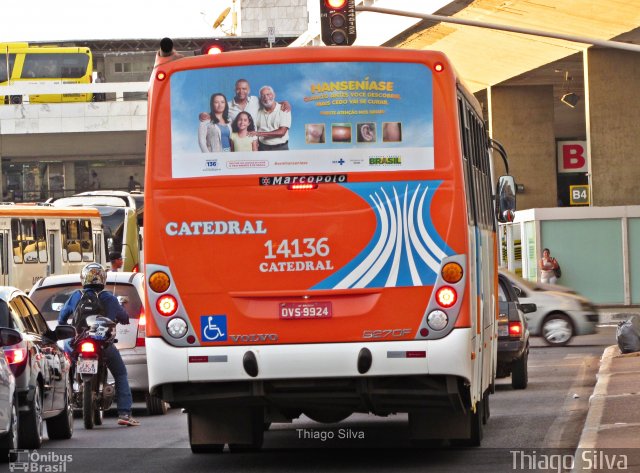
xmin=201 ymin=315 xmax=228 ymax=342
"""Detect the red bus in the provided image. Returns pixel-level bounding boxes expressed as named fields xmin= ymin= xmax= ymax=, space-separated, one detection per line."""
xmin=144 ymin=39 xmax=515 ymax=451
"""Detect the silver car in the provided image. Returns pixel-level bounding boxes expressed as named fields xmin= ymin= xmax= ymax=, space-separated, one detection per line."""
xmin=28 ymin=272 xmax=169 ymax=415
xmin=499 ymin=269 xmax=599 ymax=346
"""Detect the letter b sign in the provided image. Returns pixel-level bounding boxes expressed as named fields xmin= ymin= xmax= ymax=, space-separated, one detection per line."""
xmin=557 ymin=141 xmax=588 ymax=173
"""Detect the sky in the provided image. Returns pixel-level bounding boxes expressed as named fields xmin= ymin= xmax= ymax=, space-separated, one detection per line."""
xmin=0 ymin=1 xmax=449 ymax=45
xmin=0 ymin=0 xmax=235 ymax=42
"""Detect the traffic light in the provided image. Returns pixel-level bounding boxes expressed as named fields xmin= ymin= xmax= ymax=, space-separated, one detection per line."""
xmin=320 ymin=0 xmax=356 ymax=46
xmin=200 ymin=41 xmax=225 ymax=55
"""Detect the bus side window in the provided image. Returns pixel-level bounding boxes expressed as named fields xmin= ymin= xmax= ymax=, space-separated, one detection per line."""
xmin=11 ymin=219 xmax=23 ymax=264
xmin=36 ymin=219 xmax=48 ymax=264
xmin=61 ymin=220 xmax=68 ymax=262
xmin=66 ymin=219 xmax=82 ymax=263
xmin=80 ymin=219 xmax=94 ymax=262
xmin=21 ymin=219 xmax=38 ymax=264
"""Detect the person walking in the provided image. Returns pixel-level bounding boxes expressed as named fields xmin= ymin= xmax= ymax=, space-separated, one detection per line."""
xmin=539 ymin=248 xmax=560 ymax=284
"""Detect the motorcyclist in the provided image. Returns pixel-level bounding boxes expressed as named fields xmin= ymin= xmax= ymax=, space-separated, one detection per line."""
xmin=58 ymin=263 xmax=140 ymax=426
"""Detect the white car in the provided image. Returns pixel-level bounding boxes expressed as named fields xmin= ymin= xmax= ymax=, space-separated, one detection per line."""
xmin=499 ymin=269 xmax=599 ymax=346
xmin=28 ymin=272 xmax=169 ymax=415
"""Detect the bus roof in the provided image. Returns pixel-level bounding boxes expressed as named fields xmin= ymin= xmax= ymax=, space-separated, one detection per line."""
xmin=0 ymin=205 xmax=101 ymax=218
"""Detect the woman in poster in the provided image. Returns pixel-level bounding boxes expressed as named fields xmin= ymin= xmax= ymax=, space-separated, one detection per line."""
xmin=198 ymin=93 xmax=232 ymax=152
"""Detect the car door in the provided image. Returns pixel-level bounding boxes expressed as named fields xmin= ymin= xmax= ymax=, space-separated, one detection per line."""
xmin=23 ymin=295 xmax=68 ymax=413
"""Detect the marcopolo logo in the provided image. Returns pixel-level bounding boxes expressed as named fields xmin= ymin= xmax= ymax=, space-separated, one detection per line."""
xmin=259 ymin=174 xmax=348 ymax=186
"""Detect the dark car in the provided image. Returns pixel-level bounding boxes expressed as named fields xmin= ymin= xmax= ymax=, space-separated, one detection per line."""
xmin=0 ymin=287 xmax=76 ymax=449
xmin=496 ymin=274 xmax=536 ymax=390
xmin=0 ymin=327 xmax=22 ymax=462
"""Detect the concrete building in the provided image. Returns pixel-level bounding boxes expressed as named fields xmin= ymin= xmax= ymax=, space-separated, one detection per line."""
xmin=1 ymin=0 xmax=639 ymax=209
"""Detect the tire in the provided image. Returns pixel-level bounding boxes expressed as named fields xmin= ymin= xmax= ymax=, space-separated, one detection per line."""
xmin=146 ymin=393 xmax=169 ymax=416
xmin=482 ymin=394 xmax=491 ymax=425
xmin=542 ymin=314 xmax=574 ymax=346
xmin=46 ymin=380 xmax=74 ymax=440
xmin=512 ymin=349 xmax=529 ymax=390
xmin=187 ymin=413 xmax=224 ymax=454
xmin=19 ymin=383 xmax=43 ymax=449
xmin=83 ymin=379 xmax=95 ymax=430
xmin=0 ymin=400 xmax=19 ymax=463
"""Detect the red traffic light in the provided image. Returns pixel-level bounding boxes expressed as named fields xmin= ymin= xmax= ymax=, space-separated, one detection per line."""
xmin=320 ymin=0 xmax=356 ymax=46
xmin=201 ymin=41 xmax=225 ymax=55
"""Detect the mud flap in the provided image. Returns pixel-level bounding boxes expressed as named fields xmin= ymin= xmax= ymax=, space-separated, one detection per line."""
xmin=409 ymin=408 xmax=471 ymax=440
xmin=188 ymin=406 xmax=260 ymax=445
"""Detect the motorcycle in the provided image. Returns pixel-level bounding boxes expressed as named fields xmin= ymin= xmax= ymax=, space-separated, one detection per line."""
xmin=71 ymin=315 xmax=117 ymax=429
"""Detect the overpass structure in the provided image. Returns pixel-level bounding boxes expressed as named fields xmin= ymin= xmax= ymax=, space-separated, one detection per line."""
xmin=0 ymin=0 xmax=639 ymax=210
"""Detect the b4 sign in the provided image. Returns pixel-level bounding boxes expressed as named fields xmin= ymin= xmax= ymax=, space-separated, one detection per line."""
xmin=557 ymin=141 xmax=588 ymax=173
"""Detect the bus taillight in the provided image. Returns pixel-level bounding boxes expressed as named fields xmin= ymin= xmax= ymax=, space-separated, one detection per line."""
xmin=435 ymin=286 xmax=457 ymax=308
xmin=441 ymin=262 xmax=463 ymax=283
xmin=157 ymin=295 xmax=178 ymax=316
xmin=149 ymin=271 xmax=171 ymax=293
xmin=288 ymin=183 xmax=318 ymax=191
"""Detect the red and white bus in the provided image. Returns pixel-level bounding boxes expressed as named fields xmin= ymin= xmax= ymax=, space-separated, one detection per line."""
xmin=144 ymin=40 xmax=515 ymax=451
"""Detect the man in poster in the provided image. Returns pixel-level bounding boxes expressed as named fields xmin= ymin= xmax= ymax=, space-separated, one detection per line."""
xmin=251 ymin=85 xmax=291 ymax=151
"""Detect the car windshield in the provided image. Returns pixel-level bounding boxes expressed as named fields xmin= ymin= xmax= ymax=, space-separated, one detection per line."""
xmin=501 ymin=270 xmax=537 ymax=291
xmin=30 ymin=281 xmax=142 ymax=322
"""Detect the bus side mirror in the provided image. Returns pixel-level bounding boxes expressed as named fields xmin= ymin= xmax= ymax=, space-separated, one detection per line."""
xmin=496 ymin=175 xmax=516 ymax=223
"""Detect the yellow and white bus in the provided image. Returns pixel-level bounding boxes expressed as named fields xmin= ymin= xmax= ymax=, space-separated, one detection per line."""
xmin=0 ymin=205 xmax=105 ymax=291
xmin=48 ymin=192 xmax=142 ymax=272
xmin=0 ymin=42 xmax=93 ymax=105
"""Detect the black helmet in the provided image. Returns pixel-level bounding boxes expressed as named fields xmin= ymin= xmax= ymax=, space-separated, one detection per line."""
xmin=80 ymin=263 xmax=106 ymax=290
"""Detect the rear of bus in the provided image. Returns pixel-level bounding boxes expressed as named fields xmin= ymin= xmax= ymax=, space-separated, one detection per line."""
xmin=145 ymin=47 xmax=482 ymax=439
xmin=0 ymin=43 xmax=93 ymax=104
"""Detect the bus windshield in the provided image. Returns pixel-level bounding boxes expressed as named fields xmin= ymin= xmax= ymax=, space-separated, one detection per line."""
xmin=96 ymin=206 xmax=125 ymax=255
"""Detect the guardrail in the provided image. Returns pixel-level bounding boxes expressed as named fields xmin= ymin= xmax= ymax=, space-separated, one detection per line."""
xmin=1 ymin=82 xmax=150 ymax=102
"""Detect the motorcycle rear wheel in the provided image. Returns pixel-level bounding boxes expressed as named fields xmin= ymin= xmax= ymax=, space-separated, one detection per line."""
xmin=83 ymin=379 xmax=95 ymax=430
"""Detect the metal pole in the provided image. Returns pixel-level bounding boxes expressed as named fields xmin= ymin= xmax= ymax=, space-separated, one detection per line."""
xmin=356 ymin=6 xmax=640 ymax=53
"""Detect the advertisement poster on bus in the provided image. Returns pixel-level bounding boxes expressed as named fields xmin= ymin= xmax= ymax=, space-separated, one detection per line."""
xmin=170 ymin=61 xmax=434 ymax=178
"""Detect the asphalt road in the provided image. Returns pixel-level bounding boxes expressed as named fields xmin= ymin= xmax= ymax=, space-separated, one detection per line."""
xmin=29 ymin=326 xmax=616 ymax=473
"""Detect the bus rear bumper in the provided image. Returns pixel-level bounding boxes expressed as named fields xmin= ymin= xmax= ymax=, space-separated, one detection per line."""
xmin=147 ymin=329 xmax=475 ymax=411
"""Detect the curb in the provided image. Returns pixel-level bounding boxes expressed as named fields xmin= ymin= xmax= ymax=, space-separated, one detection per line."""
xmin=571 ymin=345 xmax=619 ymax=473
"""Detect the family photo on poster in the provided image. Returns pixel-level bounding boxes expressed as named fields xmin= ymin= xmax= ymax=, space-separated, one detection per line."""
xmin=169 ymin=61 xmax=435 ymax=178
